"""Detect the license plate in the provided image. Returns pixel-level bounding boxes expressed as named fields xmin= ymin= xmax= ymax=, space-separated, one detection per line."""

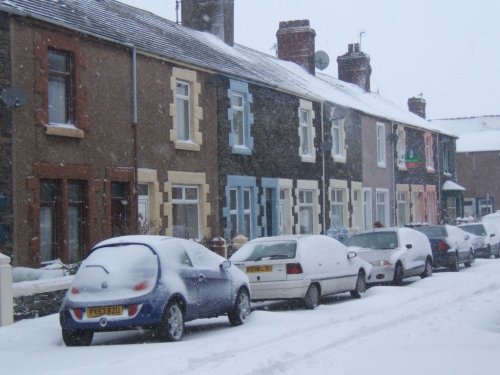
xmin=86 ymin=305 xmax=123 ymax=318
xmin=246 ymin=265 xmax=273 ymax=273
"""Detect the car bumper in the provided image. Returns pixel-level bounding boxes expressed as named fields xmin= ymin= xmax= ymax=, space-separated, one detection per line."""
xmin=249 ymin=279 xmax=310 ymax=301
xmin=60 ymin=302 xmax=163 ymax=331
xmin=432 ymin=252 xmax=456 ymax=268
xmin=367 ymin=265 xmax=395 ymax=283
xmin=474 ymin=246 xmax=492 ymax=258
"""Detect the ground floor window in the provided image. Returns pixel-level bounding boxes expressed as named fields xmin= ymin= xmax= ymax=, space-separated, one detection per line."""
xmin=39 ymin=179 xmax=87 ymax=264
xmin=279 ymin=188 xmax=292 ymax=235
xmin=299 ymin=190 xmax=314 ymax=234
xmin=330 ymin=189 xmax=345 ymax=228
xmin=376 ymin=189 xmax=389 ymax=226
xmin=229 ymin=187 xmax=252 ymax=239
xmin=172 ymin=185 xmax=200 ymax=239
xmin=479 ymin=198 xmax=493 ymax=217
xmin=447 ymin=197 xmax=457 ymax=223
xmin=397 ymin=191 xmax=407 ymax=226
xmin=111 ymin=181 xmax=131 ymax=237
xmin=363 ymin=188 xmax=372 ymax=229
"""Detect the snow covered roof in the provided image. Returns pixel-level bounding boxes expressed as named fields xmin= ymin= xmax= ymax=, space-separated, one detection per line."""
xmin=442 ymin=180 xmax=466 ymax=191
xmin=0 ymin=0 xmax=451 ymax=134
xmin=430 ymin=115 xmax=500 ymax=136
xmin=429 ymin=116 xmax=500 ymax=152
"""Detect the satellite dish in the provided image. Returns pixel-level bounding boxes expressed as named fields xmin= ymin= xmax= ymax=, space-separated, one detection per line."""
xmin=314 ymin=50 xmax=330 ymax=71
xmin=0 ymin=87 xmax=27 ymax=108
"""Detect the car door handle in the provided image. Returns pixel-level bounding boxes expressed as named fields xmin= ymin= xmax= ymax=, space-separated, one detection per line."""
xmin=198 ymin=274 xmax=207 ymax=282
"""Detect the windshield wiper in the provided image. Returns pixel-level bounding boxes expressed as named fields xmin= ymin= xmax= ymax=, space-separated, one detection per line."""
xmin=85 ymin=264 xmax=109 ymax=274
xmin=252 ymin=254 xmax=289 ymax=262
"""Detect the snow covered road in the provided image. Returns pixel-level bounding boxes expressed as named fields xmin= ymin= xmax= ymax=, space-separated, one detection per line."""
xmin=1 ymin=259 xmax=500 ymax=375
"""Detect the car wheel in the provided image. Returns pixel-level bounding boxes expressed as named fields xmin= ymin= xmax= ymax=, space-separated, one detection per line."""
xmin=450 ymin=252 xmax=460 ymax=272
xmin=62 ymin=328 xmax=93 ymax=347
xmin=156 ymin=300 xmax=184 ymax=342
xmin=350 ymin=271 xmax=366 ymax=299
xmin=464 ymin=251 xmax=474 ymax=268
xmin=228 ymin=288 xmax=251 ymax=326
xmin=421 ymin=258 xmax=433 ymax=278
xmin=393 ymin=263 xmax=404 ymax=285
xmin=303 ymin=284 xmax=320 ymax=310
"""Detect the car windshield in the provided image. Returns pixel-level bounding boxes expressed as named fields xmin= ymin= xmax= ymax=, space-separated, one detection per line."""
xmin=346 ymin=232 xmax=398 ymax=250
xmin=415 ymin=226 xmax=446 ymax=238
xmin=69 ymin=244 xmax=159 ymax=301
xmin=230 ymin=240 xmax=297 ymax=262
xmin=460 ymin=225 xmax=486 ymax=236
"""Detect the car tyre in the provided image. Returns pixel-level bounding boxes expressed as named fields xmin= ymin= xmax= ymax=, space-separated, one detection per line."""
xmin=450 ymin=252 xmax=459 ymax=272
xmin=464 ymin=251 xmax=474 ymax=268
xmin=304 ymin=284 xmax=320 ymax=310
xmin=156 ymin=300 xmax=184 ymax=342
xmin=62 ymin=328 xmax=93 ymax=347
xmin=350 ymin=271 xmax=366 ymax=299
xmin=228 ymin=288 xmax=251 ymax=326
xmin=393 ymin=263 xmax=404 ymax=285
xmin=421 ymin=258 xmax=433 ymax=278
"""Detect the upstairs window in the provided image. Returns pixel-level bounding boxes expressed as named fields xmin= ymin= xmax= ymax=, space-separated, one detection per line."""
xmin=298 ymin=99 xmax=316 ymax=163
xmin=396 ymin=126 xmax=406 ymax=170
xmin=176 ymin=81 xmax=191 ymax=141
xmin=443 ymin=145 xmax=452 ymax=175
xmin=376 ymin=123 xmax=386 ymax=168
xmin=424 ymin=132 xmax=435 ymax=172
xmin=228 ymin=80 xmax=254 ymax=154
xmin=331 ymin=117 xmax=346 ymax=162
xmin=48 ymin=49 xmax=73 ymax=125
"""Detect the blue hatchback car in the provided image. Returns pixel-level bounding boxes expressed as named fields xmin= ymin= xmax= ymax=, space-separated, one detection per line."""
xmin=59 ymin=235 xmax=251 ymax=346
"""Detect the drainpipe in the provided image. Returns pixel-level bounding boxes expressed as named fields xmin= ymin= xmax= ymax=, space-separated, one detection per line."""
xmin=436 ymin=133 xmax=441 ymax=224
xmin=391 ymin=122 xmax=397 ymax=226
xmin=321 ymin=101 xmax=326 ymax=234
xmin=132 ymin=46 xmax=138 ymax=232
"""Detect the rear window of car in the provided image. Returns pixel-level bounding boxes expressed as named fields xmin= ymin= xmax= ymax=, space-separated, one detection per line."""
xmin=346 ymin=231 xmax=398 ymax=250
xmin=230 ymin=241 xmax=297 ymax=262
xmin=69 ymin=244 xmax=158 ymax=301
xmin=415 ymin=226 xmax=446 ymax=238
xmin=459 ymin=224 xmax=486 ymax=236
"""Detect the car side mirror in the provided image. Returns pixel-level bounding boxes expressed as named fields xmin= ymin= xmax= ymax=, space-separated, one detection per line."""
xmin=220 ymin=260 xmax=232 ymax=269
xmin=405 ymin=244 xmax=412 ymax=249
xmin=464 ymin=234 xmax=470 ymax=240
xmin=347 ymin=251 xmax=357 ymax=259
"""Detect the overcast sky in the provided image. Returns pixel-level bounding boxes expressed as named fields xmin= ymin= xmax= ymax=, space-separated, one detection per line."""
xmin=118 ymin=0 xmax=500 ymax=119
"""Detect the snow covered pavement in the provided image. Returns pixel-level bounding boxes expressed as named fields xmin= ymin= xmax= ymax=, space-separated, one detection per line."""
xmin=1 ymin=259 xmax=500 ymax=375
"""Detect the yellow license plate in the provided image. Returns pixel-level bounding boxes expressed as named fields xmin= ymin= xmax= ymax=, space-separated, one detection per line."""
xmin=86 ymin=305 xmax=123 ymax=318
xmin=246 ymin=265 xmax=273 ymax=273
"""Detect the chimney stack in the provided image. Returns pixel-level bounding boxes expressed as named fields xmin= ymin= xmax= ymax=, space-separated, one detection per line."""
xmin=408 ymin=96 xmax=426 ymax=118
xmin=181 ymin=0 xmax=234 ymax=46
xmin=337 ymin=43 xmax=371 ymax=91
xmin=276 ymin=20 xmax=316 ymax=75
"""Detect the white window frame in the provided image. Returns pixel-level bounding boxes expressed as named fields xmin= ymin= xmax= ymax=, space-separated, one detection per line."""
xmin=330 ymin=188 xmax=345 ymax=228
xmin=331 ymin=117 xmax=346 ymax=162
xmin=424 ymin=132 xmax=435 ymax=172
xmin=396 ymin=126 xmax=407 ymax=170
xmin=363 ymin=188 xmax=373 ymax=230
xmin=171 ymin=184 xmax=201 ymax=240
xmin=376 ymin=189 xmax=390 ymax=226
xmin=231 ymin=92 xmax=246 ymax=148
xmin=298 ymin=189 xmax=314 ymax=234
xmin=376 ymin=122 xmax=386 ymax=168
xmin=298 ymin=99 xmax=316 ymax=163
xmin=175 ymin=80 xmax=191 ymax=142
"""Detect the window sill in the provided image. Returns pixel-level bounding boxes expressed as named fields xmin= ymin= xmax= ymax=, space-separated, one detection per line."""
xmin=332 ymin=155 xmax=346 ymax=163
xmin=45 ymin=124 xmax=84 ymax=139
xmin=175 ymin=141 xmax=201 ymax=152
xmin=300 ymin=154 xmax=316 ymax=163
xmin=232 ymin=145 xmax=252 ymax=155
xmin=398 ymin=165 xmax=407 ymax=171
xmin=377 ymin=162 xmax=386 ymax=168
xmin=426 ymin=166 xmax=435 ymax=173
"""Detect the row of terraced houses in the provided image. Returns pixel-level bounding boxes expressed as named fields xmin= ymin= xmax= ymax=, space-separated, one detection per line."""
xmin=0 ymin=0 xmax=464 ymax=267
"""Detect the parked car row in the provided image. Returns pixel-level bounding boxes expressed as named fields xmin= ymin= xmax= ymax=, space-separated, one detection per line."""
xmin=61 ymin=219 xmax=498 ymax=346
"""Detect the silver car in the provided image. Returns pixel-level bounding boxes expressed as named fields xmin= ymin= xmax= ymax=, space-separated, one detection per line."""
xmin=346 ymin=227 xmax=433 ymax=285
xmin=230 ymin=235 xmax=371 ymax=309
